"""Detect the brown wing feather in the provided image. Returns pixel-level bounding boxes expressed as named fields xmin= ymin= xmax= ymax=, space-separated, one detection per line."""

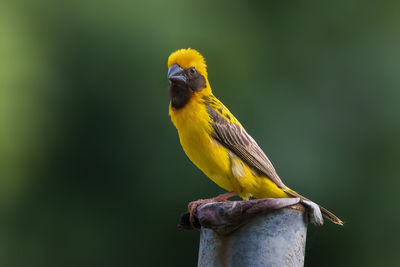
xmin=206 ymin=104 xmax=286 ymax=189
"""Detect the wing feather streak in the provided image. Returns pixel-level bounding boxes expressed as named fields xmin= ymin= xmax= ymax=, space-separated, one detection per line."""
xmin=206 ymin=103 xmax=286 ymax=189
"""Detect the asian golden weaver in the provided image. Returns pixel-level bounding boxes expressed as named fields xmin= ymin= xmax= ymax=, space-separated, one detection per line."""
xmin=167 ymin=48 xmax=342 ymax=225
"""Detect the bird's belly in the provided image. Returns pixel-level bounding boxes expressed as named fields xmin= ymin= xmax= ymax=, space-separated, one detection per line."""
xmin=228 ymin=152 xmax=288 ymax=199
xmin=178 ymin=124 xmax=288 ymax=198
xmin=178 ymin=127 xmax=234 ymax=191
xmin=239 ymin=174 xmax=289 ymax=199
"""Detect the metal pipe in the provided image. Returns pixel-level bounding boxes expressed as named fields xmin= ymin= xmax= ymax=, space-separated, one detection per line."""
xmin=178 ymin=198 xmax=311 ymax=267
xmin=198 ymin=208 xmax=307 ymax=267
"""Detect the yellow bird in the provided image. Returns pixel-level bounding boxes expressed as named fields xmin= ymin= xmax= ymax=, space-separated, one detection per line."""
xmin=167 ymin=48 xmax=343 ymax=225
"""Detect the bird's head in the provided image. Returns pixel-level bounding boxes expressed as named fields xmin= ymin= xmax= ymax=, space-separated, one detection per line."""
xmin=167 ymin=48 xmax=211 ymax=109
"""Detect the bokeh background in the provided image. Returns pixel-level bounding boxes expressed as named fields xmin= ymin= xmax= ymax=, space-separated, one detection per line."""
xmin=1 ymin=0 xmax=400 ymax=266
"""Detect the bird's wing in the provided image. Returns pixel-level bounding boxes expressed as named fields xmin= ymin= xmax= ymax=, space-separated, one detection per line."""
xmin=205 ymin=102 xmax=286 ymax=189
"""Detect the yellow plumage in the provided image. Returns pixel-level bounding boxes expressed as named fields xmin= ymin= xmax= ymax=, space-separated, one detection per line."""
xmin=169 ymin=93 xmax=233 ymax=193
xmin=167 ymin=48 xmax=342 ymax=225
xmin=168 ymin=49 xmax=288 ymax=200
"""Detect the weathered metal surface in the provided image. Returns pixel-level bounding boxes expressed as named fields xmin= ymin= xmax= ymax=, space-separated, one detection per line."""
xmin=197 ymin=207 xmax=308 ymax=267
xmin=178 ymin=197 xmax=321 ymax=232
xmin=178 ymin=198 xmax=316 ymax=267
xmin=196 ymin=198 xmax=304 ymax=234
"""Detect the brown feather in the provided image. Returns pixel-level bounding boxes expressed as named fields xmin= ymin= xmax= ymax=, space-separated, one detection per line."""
xmin=204 ymin=101 xmax=343 ymax=225
xmin=284 ymin=188 xmax=344 ymax=225
xmin=205 ymin=103 xmax=286 ymax=189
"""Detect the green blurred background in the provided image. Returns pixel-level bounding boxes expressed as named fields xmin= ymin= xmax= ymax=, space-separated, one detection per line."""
xmin=1 ymin=0 xmax=400 ymax=266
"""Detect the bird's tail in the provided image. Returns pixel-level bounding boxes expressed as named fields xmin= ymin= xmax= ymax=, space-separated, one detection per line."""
xmin=284 ymin=188 xmax=343 ymax=226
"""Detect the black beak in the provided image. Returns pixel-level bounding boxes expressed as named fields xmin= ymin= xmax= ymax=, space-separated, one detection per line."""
xmin=168 ymin=64 xmax=187 ymax=84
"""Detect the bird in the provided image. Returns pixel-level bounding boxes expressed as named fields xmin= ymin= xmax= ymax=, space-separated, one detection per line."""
xmin=167 ymin=48 xmax=343 ymax=226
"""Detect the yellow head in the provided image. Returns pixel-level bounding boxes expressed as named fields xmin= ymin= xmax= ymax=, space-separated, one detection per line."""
xmin=168 ymin=48 xmax=208 ymax=78
xmin=167 ymin=48 xmax=211 ymax=109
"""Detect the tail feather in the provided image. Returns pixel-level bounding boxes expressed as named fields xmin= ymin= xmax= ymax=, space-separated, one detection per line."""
xmin=284 ymin=188 xmax=343 ymax=226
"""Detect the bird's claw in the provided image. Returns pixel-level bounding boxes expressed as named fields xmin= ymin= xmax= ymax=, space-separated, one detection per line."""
xmin=188 ymin=199 xmax=217 ymax=228
xmin=188 ymin=200 xmax=202 ymax=229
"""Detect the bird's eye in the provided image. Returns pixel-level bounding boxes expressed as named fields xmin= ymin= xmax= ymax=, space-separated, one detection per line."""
xmin=189 ymin=67 xmax=196 ymax=74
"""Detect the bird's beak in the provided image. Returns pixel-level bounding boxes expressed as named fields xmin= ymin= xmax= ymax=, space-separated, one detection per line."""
xmin=168 ymin=64 xmax=187 ymax=84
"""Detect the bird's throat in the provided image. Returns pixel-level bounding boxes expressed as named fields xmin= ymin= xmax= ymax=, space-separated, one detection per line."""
xmin=169 ymin=83 xmax=193 ymax=109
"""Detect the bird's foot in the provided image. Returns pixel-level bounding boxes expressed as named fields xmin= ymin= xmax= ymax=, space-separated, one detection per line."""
xmin=300 ymin=199 xmax=324 ymax=226
xmin=188 ymin=192 xmax=237 ymax=228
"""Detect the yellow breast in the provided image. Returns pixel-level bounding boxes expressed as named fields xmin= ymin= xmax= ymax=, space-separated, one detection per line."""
xmin=169 ymin=95 xmax=234 ymax=191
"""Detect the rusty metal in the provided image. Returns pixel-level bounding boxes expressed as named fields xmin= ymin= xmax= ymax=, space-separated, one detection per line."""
xmin=179 ymin=198 xmax=313 ymax=267
xmin=197 ymin=207 xmax=307 ymax=267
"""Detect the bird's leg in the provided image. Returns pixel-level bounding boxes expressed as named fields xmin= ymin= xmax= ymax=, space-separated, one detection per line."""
xmin=188 ymin=191 xmax=237 ymax=228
